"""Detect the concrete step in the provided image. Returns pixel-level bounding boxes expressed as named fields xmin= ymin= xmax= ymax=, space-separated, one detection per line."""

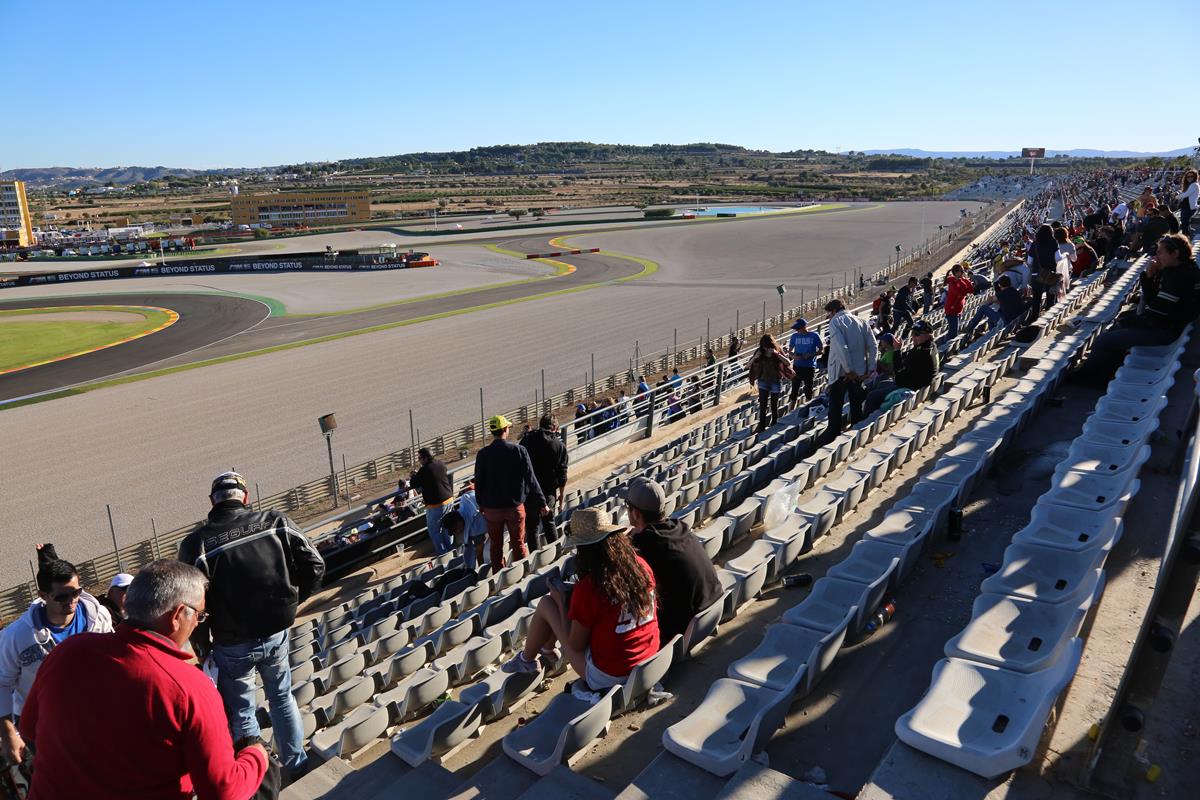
xmin=514 ymin=765 xmax=614 ymax=799
xmin=282 ymin=753 xmax=457 ymax=800
xmin=716 ymin=763 xmax=835 ymax=800
xmin=445 ymin=755 xmax=539 ymax=800
xmin=615 ymin=751 xmax=726 ymax=800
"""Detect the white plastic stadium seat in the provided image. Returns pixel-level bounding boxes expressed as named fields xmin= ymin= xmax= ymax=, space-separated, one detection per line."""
xmin=895 ymin=640 xmax=1083 ymax=778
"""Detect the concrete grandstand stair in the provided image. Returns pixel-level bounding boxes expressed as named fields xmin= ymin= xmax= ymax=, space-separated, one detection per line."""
xmin=714 ymin=762 xmax=835 ymax=800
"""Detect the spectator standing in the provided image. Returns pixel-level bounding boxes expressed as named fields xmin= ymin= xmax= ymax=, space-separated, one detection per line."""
xmin=19 ymin=560 xmax=269 ymax=800
xmin=746 ymin=334 xmax=794 ymax=433
xmin=822 ymin=298 xmax=877 ymax=442
xmin=410 ymin=448 xmax=454 ymax=554
xmin=705 ymin=346 xmax=716 ymax=367
xmin=787 ymin=318 xmax=823 ymax=407
xmin=625 ymin=477 xmax=721 ymax=642
xmin=178 ymin=471 xmax=324 ymax=782
xmin=894 ymin=277 xmax=918 ymax=333
xmin=1179 ymin=169 xmax=1198 ymax=233
xmin=727 ymin=337 xmax=741 ymax=360
xmin=97 ymin=572 xmax=133 ymax=627
xmin=502 ymin=508 xmax=658 ymax=689
xmin=943 ymin=263 xmax=974 ymax=339
xmin=474 ymin=415 xmax=548 ymax=572
xmin=521 ymin=415 xmax=569 ymax=547
xmin=920 ymin=272 xmax=935 ymax=314
xmin=0 ymin=545 xmax=112 ymax=768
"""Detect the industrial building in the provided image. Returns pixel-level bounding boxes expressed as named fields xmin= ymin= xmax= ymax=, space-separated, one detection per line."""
xmin=230 ymin=190 xmax=370 ymax=227
xmin=0 ymin=180 xmax=36 ymax=247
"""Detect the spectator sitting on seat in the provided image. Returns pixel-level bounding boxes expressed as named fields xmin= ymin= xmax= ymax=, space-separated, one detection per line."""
xmin=864 ymin=320 xmax=939 ymax=414
xmin=178 ymin=471 xmax=324 ymax=782
xmin=502 ymin=508 xmax=658 ymax=690
xmin=410 ymin=448 xmax=454 ymax=555
xmin=625 ymin=477 xmax=721 ymax=643
xmin=1071 ymin=236 xmax=1099 ymax=278
xmin=474 ymin=415 xmax=548 ymax=573
xmin=1076 ymin=233 xmax=1200 ymax=381
xmin=964 ymin=275 xmax=1027 ymax=338
xmin=19 ymin=560 xmax=269 ymax=799
xmin=442 ymin=489 xmax=487 ymax=573
xmin=97 ymin=572 xmax=133 ymax=627
xmin=875 ymin=332 xmax=898 ymax=380
xmin=0 ymin=543 xmax=113 ymax=768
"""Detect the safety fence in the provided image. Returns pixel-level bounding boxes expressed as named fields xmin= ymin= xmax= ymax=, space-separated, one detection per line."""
xmin=0 ymin=199 xmax=1023 ymax=624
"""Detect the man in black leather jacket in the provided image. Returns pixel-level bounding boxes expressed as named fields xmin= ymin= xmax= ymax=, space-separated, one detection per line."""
xmin=178 ymin=471 xmax=324 ymax=781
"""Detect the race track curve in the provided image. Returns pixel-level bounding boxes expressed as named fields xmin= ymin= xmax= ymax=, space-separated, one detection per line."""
xmin=0 ymin=294 xmax=271 ymax=401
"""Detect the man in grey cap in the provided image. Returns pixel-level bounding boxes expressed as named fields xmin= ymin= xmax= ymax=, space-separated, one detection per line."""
xmin=626 ymin=477 xmax=722 ymax=641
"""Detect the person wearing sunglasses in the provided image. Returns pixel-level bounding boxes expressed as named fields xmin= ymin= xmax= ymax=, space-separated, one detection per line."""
xmin=18 ymin=560 xmax=268 ymax=799
xmin=0 ymin=543 xmax=113 ymax=769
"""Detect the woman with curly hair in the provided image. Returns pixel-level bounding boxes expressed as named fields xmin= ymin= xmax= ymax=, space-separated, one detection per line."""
xmin=503 ymin=508 xmax=658 ymax=689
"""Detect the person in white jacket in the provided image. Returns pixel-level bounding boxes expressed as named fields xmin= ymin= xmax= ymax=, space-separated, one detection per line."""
xmin=822 ymin=298 xmax=879 ymax=443
xmin=0 ymin=546 xmax=113 ymax=767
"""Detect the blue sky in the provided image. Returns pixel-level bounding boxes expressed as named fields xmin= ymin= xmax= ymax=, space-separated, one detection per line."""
xmin=4 ymin=0 xmax=1195 ymax=168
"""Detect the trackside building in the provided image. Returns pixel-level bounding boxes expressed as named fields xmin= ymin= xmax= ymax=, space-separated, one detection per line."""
xmin=231 ymin=190 xmax=370 ymax=227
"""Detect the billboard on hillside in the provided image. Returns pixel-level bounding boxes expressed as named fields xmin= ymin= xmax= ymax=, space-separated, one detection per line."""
xmin=1021 ymin=147 xmax=1046 ymax=159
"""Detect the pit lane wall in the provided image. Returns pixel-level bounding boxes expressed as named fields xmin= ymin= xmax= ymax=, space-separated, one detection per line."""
xmin=0 ymin=251 xmax=433 ymax=289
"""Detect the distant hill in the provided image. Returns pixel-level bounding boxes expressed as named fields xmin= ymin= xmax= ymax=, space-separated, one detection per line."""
xmin=0 ymin=166 xmax=233 ymax=188
xmin=7 ymin=141 xmax=1192 ymax=189
xmin=862 ymin=147 xmax=1194 ymax=159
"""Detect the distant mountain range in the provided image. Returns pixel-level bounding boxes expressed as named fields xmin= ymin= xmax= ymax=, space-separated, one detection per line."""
xmin=5 ymin=142 xmax=1193 ymax=188
xmin=861 ymin=147 xmax=1194 ymax=159
xmin=0 ymin=166 xmax=238 ymax=188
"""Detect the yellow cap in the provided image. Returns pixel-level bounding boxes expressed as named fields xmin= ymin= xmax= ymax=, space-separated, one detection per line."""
xmin=488 ymin=414 xmax=512 ymax=432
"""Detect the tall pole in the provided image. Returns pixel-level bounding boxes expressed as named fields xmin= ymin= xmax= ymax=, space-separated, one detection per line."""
xmin=479 ymin=387 xmax=486 ymax=440
xmin=106 ymin=504 xmax=124 ymax=571
xmin=762 ymin=300 xmax=767 ymax=328
xmin=541 ymin=368 xmax=546 ymax=412
xmin=409 ymin=409 xmax=416 ymax=449
xmin=325 ymin=432 xmax=338 ymax=507
xmin=151 ymin=517 xmax=161 ymax=558
xmin=341 ymin=454 xmax=351 ymax=504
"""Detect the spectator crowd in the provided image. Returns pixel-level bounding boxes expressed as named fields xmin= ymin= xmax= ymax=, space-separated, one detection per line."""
xmin=1 ymin=166 xmax=1195 ymax=798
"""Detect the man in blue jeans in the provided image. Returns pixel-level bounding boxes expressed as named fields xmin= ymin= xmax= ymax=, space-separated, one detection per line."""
xmin=179 ymin=471 xmax=325 ymax=782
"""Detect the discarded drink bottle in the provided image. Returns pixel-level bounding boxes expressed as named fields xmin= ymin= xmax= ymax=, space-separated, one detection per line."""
xmin=865 ymin=599 xmax=897 ymax=634
xmin=948 ymin=507 xmax=964 ymax=541
xmin=781 ymin=573 xmax=813 ymax=588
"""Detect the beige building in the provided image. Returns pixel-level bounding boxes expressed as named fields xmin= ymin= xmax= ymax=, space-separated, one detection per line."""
xmin=231 ymin=190 xmax=370 ymax=227
xmin=0 ymin=180 xmax=35 ymax=247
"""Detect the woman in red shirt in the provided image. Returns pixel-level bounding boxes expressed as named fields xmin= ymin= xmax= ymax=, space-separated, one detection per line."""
xmin=504 ymin=508 xmax=659 ymax=689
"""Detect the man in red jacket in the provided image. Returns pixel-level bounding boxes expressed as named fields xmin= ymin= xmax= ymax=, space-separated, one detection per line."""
xmin=943 ymin=263 xmax=974 ymax=340
xmin=19 ymin=560 xmax=267 ymax=800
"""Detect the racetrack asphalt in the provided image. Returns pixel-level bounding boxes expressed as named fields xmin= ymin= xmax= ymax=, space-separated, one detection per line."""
xmin=0 ymin=294 xmax=270 ymax=401
xmin=0 ymin=200 xmax=988 ymax=584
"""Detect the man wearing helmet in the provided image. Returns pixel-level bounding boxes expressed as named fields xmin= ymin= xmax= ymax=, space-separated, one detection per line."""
xmin=178 ymin=471 xmax=325 ymax=782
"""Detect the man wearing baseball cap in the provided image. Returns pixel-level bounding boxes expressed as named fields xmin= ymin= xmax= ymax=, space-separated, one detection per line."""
xmin=787 ymin=318 xmax=823 ymax=408
xmin=474 ymin=415 xmax=548 ymax=572
xmin=97 ymin=572 xmax=134 ymax=626
xmin=178 ymin=470 xmax=325 ymax=782
xmin=626 ymin=477 xmax=721 ymax=642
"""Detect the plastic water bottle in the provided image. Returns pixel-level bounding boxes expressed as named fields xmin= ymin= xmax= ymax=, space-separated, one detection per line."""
xmin=781 ymin=573 xmax=813 ymax=588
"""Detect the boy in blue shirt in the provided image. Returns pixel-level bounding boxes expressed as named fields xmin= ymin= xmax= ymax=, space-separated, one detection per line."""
xmin=787 ymin=318 xmax=824 ymax=407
